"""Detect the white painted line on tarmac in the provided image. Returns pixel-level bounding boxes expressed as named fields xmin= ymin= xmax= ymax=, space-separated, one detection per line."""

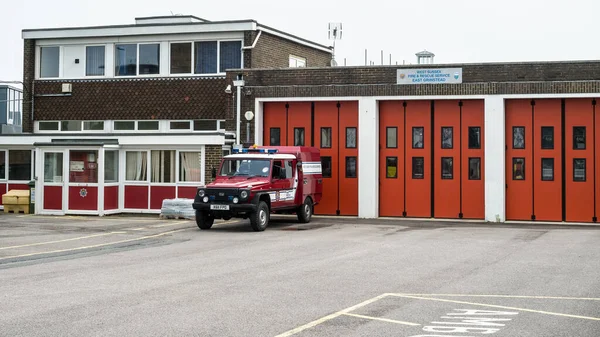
xmin=390 ymin=293 xmax=600 ymax=301
xmin=388 ymin=294 xmax=600 ymax=321
xmin=0 ymin=228 xmax=186 ymax=261
xmin=273 ymin=293 xmax=389 ymax=337
xmin=0 ymin=232 xmax=122 ymax=250
xmin=150 ymin=220 xmax=191 ymax=228
xmin=342 ymin=313 xmax=420 ymax=326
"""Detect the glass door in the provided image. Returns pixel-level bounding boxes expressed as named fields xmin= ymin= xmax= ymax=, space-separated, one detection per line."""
xmin=42 ymin=151 xmax=65 ymax=212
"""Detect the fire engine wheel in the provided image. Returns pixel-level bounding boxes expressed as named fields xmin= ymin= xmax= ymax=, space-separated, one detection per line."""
xmin=196 ymin=210 xmax=214 ymax=230
xmin=250 ymin=201 xmax=269 ymax=231
xmin=297 ymin=198 xmax=313 ymax=223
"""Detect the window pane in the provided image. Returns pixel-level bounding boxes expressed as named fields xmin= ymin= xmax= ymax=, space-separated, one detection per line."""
xmin=69 ymin=150 xmax=98 ymax=183
xmin=321 ymin=156 xmax=332 ymax=178
xmin=151 ymin=150 xmax=175 ymax=183
xmin=9 ymin=150 xmax=31 ymax=180
xmin=115 ymin=44 xmax=137 ymax=76
xmin=219 ymin=41 xmax=242 ymax=73
xmin=573 ymin=127 xmax=586 ymax=150
xmin=346 ymin=127 xmax=357 ymax=148
xmin=541 ymin=127 xmax=554 ymax=149
xmin=386 ymin=157 xmax=397 ymax=178
xmin=441 ymin=127 xmax=453 ymax=149
xmin=170 ymin=121 xmax=190 ymax=130
xmin=441 ymin=157 xmax=453 ymax=179
xmin=114 ymin=121 xmax=135 ymax=130
xmin=194 ymin=41 xmax=217 ymax=74
xmin=412 ymin=127 xmax=424 ymax=149
xmin=193 ymin=120 xmax=217 ymax=131
xmin=513 ymin=127 xmax=525 ymax=149
xmin=39 ymin=121 xmax=59 ymax=131
xmin=180 ymin=152 xmax=202 ymax=182
xmin=61 ymin=121 xmax=81 ymax=131
xmin=386 ymin=127 xmax=397 ymax=148
xmin=139 ymin=44 xmax=160 ymax=75
xmin=44 ymin=153 xmax=63 ymax=183
xmin=0 ymin=151 xmax=5 ymax=179
xmin=468 ymin=127 xmax=481 ymax=149
xmin=469 ymin=157 xmax=481 ymax=180
xmin=270 ymin=128 xmax=280 ymax=146
xmin=138 ymin=121 xmax=159 ymax=130
xmin=345 ymin=156 xmax=357 ymax=178
xmin=412 ymin=157 xmax=424 ymax=179
xmin=40 ymin=46 xmax=59 ymax=78
xmin=83 ymin=121 xmax=104 ymax=131
xmin=86 ymin=46 xmax=105 ymax=76
xmin=104 ymin=151 xmax=119 ymax=183
xmin=574 ymin=158 xmax=586 ymax=182
xmin=541 ymin=158 xmax=554 ymax=181
xmin=321 ymin=127 xmax=332 ymax=148
xmin=170 ymin=42 xmax=192 ymax=74
xmin=294 ymin=128 xmax=305 ymax=146
xmin=513 ymin=157 xmax=525 ymax=180
xmin=126 ymin=151 xmax=148 ymax=181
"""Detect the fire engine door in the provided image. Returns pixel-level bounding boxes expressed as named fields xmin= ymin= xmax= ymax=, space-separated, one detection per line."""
xmin=271 ymin=160 xmax=295 ymax=208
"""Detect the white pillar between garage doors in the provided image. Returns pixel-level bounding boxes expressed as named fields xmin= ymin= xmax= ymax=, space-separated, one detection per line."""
xmin=484 ymin=96 xmax=506 ymax=223
xmin=358 ymin=97 xmax=379 ymax=219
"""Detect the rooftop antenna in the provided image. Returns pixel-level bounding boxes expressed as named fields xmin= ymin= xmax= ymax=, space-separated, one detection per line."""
xmin=328 ymin=22 xmax=342 ymax=66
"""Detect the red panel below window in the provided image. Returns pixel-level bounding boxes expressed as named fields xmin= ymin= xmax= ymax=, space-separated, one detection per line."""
xmin=0 ymin=184 xmax=6 ymax=205
xmin=104 ymin=186 xmax=119 ymax=210
xmin=150 ymin=186 xmax=176 ymax=210
xmin=178 ymin=186 xmax=198 ymax=199
xmin=43 ymin=186 xmax=63 ymax=210
xmin=8 ymin=184 xmax=29 ymax=192
xmin=68 ymin=186 xmax=98 ymax=211
xmin=124 ymin=185 xmax=149 ymax=209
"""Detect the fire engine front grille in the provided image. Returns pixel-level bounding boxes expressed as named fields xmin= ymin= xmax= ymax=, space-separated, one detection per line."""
xmin=206 ymin=188 xmax=239 ymax=202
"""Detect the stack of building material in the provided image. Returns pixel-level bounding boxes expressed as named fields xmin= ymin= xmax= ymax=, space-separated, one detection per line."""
xmin=3 ymin=190 xmax=30 ymax=214
xmin=159 ymin=198 xmax=195 ymax=220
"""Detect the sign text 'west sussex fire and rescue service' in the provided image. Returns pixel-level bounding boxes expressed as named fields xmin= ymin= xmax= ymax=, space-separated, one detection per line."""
xmin=397 ymin=68 xmax=463 ymax=84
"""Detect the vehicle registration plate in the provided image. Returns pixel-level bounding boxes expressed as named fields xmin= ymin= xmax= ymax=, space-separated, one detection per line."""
xmin=210 ymin=204 xmax=230 ymax=210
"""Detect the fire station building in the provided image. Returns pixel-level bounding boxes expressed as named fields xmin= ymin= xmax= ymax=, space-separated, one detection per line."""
xmin=232 ymin=62 xmax=600 ymax=224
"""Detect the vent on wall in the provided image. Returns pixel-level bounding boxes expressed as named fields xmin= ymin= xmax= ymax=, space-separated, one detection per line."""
xmin=62 ymin=83 xmax=72 ymax=93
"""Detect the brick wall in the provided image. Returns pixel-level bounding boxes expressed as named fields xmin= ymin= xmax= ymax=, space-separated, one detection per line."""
xmin=32 ymin=77 xmax=228 ymax=121
xmin=249 ymin=31 xmax=332 ymax=69
xmin=204 ymin=145 xmax=223 ymax=184
xmin=22 ymin=39 xmax=35 ymax=132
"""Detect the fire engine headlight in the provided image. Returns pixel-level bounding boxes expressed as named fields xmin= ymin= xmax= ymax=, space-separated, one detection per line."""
xmin=198 ymin=189 xmax=205 ymax=197
xmin=233 ymin=197 xmax=239 ymax=204
xmin=240 ymin=190 xmax=248 ymax=199
xmin=203 ymin=196 xmax=209 ymax=203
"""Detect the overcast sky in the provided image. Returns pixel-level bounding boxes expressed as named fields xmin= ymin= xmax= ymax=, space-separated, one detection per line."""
xmin=2 ymin=0 xmax=599 ymax=85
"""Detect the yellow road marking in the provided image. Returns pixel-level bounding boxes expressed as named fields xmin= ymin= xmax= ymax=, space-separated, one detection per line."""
xmin=274 ymin=293 xmax=389 ymax=337
xmin=388 ymin=294 xmax=600 ymax=321
xmin=342 ymin=313 xmax=420 ymax=326
xmin=150 ymin=220 xmax=190 ymax=228
xmin=0 ymin=232 xmax=121 ymax=250
xmin=389 ymin=293 xmax=600 ymax=301
xmin=0 ymin=229 xmax=186 ymax=261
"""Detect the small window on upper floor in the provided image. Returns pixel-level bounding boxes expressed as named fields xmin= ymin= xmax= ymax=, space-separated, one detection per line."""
xmin=40 ymin=46 xmax=60 ymax=78
xmin=139 ymin=44 xmax=160 ymax=75
xmin=289 ymin=55 xmax=306 ymax=67
xmin=219 ymin=41 xmax=242 ymax=72
xmin=86 ymin=46 xmax=105 ymax=76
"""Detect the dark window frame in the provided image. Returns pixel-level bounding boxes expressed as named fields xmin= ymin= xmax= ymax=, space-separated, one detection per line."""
xmin=270 ymin=127 xmax=281 ymax=146
xmin=345 ymin=156 xmax=357 ymax=178
xmin=412 ymin=127 xmax=424 ymax=149
xmin=320 ymin=127 xmax=332 ymax=148
xmin=468 ymin=126 xmax=481 ymax=149
xmin=346 ymin=127 xmax=357 ymax=149
xmin=441 ymin=127 xmax=453 ymax=149
xmin=321 ymin=156 xmax=332 ymax=178
xmin=573 ymin=158 xmax=586 ymax=182
xmin=386 ymin=127 xmax=398 ymax=149
xmin=513 ymin=157 xmax=525 ymax=180
xmin=441 ymin=157 xmax=453 ymax=180
xmin=541 ymin=158 xmax=554 ymax=181
xmin=573 ymin=126 xmax=586 ymax=150
xmin=412 ymin=157 xmax=424 ymax=179
xmin=541 ymin=126 xmax=554 ymax=150
xmin=513 ymin=126 xmax=525 ymax=149
xmin=468 ymin=157 xmax=481 ymax=180
xmin=294 ymin=127 xmax=305 ymax=146
xmin=386 ymin=156 xmax=398 ymax=179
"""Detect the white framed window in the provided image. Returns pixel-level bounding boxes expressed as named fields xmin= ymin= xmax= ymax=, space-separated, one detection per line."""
xmin=0 ymin=150 xmax=6 ymax=180
xmin=289 ymin=55 xmax=306 ymax=68
xmin=38 ymin=121 xmax=59 ymax=131
xmin=170 ymin=121 xmax=191 ymax=130
xmin=104 ymin=150 xmax=119 ymax=183
xmin=179 ymin=151 xmax=202 ymax=182
xmin=85 ymin=45 xmax=106 ymax=76
xmin=115 ymin=43 xmax=160 ymax=77
xmin=61 ymin=121 xmax=82 ymax=132
xmin=44 ymin=152 xmax=63 ymax=183
xmin=114 ymin=121 xmax=135 ymax=131
xmin=125 ymin=151 xmax=148 ymax=181
xmin=83 ymin=121 xmax=104 ymax=131
xmin=40 ymin=46 xmax=60 ymax=78
xmin=169 ymin=39 xmax=242 ymax=75
xmin=138 ymin=121 xmax=160 ymax=131
xmin=151 ymin=150 xmax=176 ymax=183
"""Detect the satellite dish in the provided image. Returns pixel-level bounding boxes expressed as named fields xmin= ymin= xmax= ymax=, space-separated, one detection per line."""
xmin=244 ymin=111 xmax=254 ymax=121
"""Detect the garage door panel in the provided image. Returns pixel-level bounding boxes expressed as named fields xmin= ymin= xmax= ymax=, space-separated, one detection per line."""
xmin=263 ymin=102 xmax=288 ymax=146
xmin=314 ymin=101 xmax=339 ymax=215
xmin=287 ymin=102 xmax=312 ymax=147
xmin=434 ymin=100 xmax=461 ymax=218
xmin=461 ymin=100 xmax=485 ymax=219
xmin=339 ymin=101 xmax=359 ymax=216
xmin=379 ymin=101 xmax=405 ymax=217
xmin=405 ymin=100 xmax=432 ymax=217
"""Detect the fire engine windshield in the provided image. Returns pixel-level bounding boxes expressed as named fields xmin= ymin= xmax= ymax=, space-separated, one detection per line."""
xmin=220 ymin=159 xmax=271 ymax=177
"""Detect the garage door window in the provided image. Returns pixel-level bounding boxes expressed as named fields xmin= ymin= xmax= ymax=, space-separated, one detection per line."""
xmin=294 ymin=128 xmax=305 ymax=146
xmin=441 ymin=157 xmax=453 ymax=179
xmin=321 ymin=127 xmax=332 ymax=148
xmin=386 ymin=157 xmax=397 ymax=178
xmin=270 ymin=128 xmax=281 ymax=146
xmin=469 ymin=157 xmax=481 ymax=180
xmin=345 ymin=156 xmax=357 ymax=178
xmin=386 ymin=127 xmax=397 ymax=148
xmin=573 ymin=127 xmax=586 ymax=150
xmin=513 ymin=158 xmax=525 ymax=180
xmin=412 ymin=157 xmax=424 ymax=179
xmin=321 ymin=156 xmax=332 ymax=178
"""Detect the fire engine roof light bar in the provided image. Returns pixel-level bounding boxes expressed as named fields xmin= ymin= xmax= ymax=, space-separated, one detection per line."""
xmin=232 ymin=148 xmax=278 ymax=154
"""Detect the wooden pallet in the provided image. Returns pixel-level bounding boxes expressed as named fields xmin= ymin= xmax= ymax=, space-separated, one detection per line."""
xmin=3 ymin=204 xmax=29 ymax=214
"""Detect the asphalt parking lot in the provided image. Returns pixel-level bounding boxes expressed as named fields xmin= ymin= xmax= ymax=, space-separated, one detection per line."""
xmin=1 ymin=213 xmax=599 ymax=336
